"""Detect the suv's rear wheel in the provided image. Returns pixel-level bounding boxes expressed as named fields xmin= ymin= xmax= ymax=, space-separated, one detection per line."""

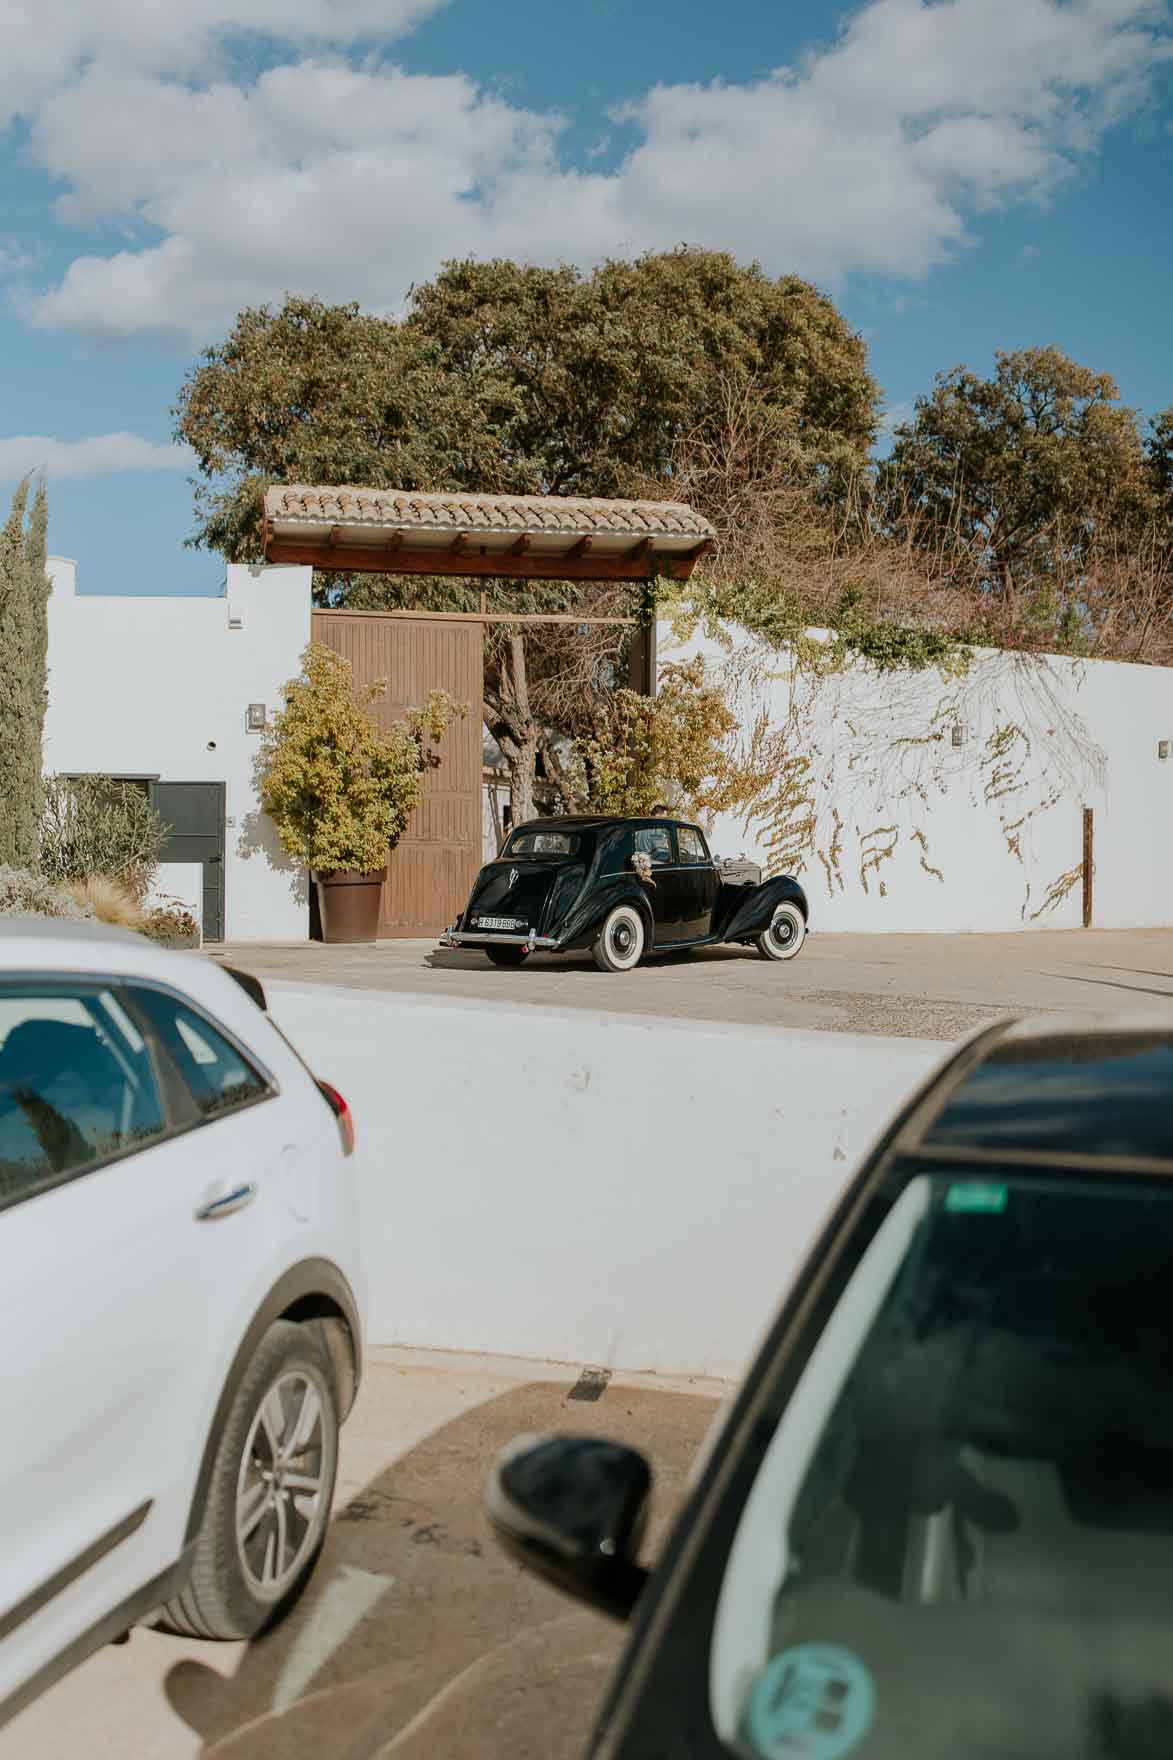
xmin=156 ymin=1321 xmax=339 ymax=1640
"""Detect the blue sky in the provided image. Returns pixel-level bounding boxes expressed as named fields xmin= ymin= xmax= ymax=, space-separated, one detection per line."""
xmin=2 ymin=0 xmax=1171 ymax=597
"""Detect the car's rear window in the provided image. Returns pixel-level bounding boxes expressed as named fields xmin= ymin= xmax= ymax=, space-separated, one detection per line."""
xmin=505 ymin=830 xmax=580 ymax=857
xmin=924 ymin=1033 xmax=1173 ymax=1162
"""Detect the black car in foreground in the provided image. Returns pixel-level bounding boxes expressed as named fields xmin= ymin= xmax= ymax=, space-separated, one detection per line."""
xmin=439 ymin=815 xmax=809 ymax=972
xmin=488 ymin=1015 xmax=1173 ymax=1758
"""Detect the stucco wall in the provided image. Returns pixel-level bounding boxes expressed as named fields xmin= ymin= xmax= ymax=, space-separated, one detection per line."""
xmin=661 ymin=619 xmax=1173 ymax=933
xmin=43 ymin=560 xmax=313 ymax=941
xmin=267 ymin=979 xmax=943 ymax=1377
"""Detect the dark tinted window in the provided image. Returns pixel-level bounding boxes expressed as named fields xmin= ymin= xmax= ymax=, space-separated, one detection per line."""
xmin=925 ymin=1033 xmax=1173 ymax=1161
xmin=691 ymin=1172 xmax=1173 ymax=1759
xmin=0 ymin=983 xmax=166 ymax=1205
xmin=132 ymin=990 xmax=269 ymax=1120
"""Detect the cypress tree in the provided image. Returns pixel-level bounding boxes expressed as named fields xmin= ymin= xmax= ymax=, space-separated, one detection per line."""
xmin=0 ymin=477 xmax=50 ymax=869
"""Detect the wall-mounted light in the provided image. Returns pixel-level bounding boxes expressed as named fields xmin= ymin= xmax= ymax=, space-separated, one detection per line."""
xmin=951 ymin=724 xmax=967 ymax=748
xmin=246 ymin=703 xmax=267 ymax=733
xmin=1159 ymin=740 xmax=1169 ymax=761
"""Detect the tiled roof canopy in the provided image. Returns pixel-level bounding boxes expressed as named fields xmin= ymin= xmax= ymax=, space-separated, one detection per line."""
xmin=263 ymin=486 xmax=716 ymax=581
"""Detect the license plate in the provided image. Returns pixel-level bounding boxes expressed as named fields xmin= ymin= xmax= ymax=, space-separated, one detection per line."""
xmin=474 ymin=915 xmax=525 ymax=931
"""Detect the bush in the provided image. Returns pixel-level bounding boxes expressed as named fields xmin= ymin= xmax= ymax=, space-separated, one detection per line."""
xmin=0 ymin=866 xmax=93 ymax=920
xmin=66 ymin=875 xmax=146 ymax=931
xmin=141 ymin=896 xmax=201 ymax=946
xmin=259 ymin=642 xmax=466 ymax=873
xmin=40 ymin=775 xmax=166 ymax=896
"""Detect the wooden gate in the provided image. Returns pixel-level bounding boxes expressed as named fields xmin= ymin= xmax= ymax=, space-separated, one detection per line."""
xmin=311 ymin=611 xmax=484 ymax=937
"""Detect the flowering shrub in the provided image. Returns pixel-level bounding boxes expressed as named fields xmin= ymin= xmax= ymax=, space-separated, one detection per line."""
xmin=141 ymin=897 xmax=201 ymax=945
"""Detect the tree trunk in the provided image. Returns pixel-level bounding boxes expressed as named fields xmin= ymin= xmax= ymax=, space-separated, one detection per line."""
xmin=485 ymin=630 xmax=539 ymax=828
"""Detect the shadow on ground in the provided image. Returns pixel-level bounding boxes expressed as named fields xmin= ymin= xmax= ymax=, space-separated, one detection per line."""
xmin=164 ymin=1380 xmax=717 ymax=1760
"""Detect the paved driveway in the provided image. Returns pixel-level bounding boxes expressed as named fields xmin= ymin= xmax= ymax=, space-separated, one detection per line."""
xmin=1 ymin=1350 xmax=723 ymax=1760
xmin=210 ymin=926 xmax=1173 ymax=1040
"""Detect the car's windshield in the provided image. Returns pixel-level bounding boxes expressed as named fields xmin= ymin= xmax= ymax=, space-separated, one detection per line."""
xmin=504 ymin=829 xmax=580 ymax=857
xmin=708 ymin=1169 xmax=1173 ymax=1760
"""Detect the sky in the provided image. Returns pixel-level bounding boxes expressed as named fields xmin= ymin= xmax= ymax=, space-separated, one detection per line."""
xmin=1 ymin=0 xmax=1171 ymax=598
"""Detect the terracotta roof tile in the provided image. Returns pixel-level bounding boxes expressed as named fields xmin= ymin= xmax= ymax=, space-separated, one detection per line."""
xmin=265 ymin=485 xmax=715 ymax=542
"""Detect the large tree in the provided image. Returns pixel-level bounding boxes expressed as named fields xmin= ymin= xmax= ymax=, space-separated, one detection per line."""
xmin=174 ymin=251 xmax=879 ymax=814
xmin=881 ymin=347 xmax=1153 ymax=646
xmin=0 ymin=478 xmax=49 ymax=868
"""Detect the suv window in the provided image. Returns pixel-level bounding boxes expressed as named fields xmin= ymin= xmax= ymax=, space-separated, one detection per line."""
xmin=131 ymin=989 xmax=269 ymax=1120
xmin=0 ymin=983 xmax=166 ymax=1207
xmin=678 ymin=826 xmax=709 ymax=864
xmin=698 ymin=1171 xmax=1173 ymax=1759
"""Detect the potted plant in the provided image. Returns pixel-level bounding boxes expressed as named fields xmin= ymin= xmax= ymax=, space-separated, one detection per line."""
xmin=259 ymin=642 xmax=465 ymax=944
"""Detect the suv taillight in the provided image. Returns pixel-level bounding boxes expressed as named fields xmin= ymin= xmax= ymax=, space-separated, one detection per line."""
xmin=316 ymin=1079 xmax=355 ymax=1157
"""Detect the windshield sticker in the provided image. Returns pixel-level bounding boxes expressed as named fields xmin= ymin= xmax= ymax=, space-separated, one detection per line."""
xmin=742 ymin=1643 xmax=875 ymax=1758
xmin=944 ymin=1182 xmax=1008 ymax=1215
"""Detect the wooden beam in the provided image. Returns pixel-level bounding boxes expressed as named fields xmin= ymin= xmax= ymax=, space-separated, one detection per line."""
xmin=625 ymin=537 xmax=652 ymax=562
xmin=686 ymin=537 xmax=716 ymax=562
xmin=264 ymin=535 xmax=701 ymax=582
xmin=326 ymin=524 xmax=342 ymax=548
xmin=567 ymin=535 xmax=592 ymax=559
xmin=315 ymin=608 xmax=636 ymax=625
xmin=450 ymin=531 xmax=469 ymax=554
xmin=510 ymin=534 xmax=530 ymax=558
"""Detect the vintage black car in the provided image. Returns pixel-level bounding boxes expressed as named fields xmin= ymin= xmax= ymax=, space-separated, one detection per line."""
xmin=438 ymin=815 xmax=809 ymax=972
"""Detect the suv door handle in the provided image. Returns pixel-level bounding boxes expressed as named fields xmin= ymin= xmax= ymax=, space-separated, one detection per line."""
xmin=195 ymin=1181 xmax=256 ymax=1221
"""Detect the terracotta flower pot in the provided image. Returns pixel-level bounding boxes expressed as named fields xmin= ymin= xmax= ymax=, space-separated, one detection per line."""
xmin=315 ymin=867 xmax=386 ymax=944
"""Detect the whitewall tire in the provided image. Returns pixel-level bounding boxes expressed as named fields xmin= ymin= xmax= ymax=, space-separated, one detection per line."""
xmin=592 ymin=904 xmax=646 ymax=973
xmin=755 ymin=902 xmax=806 ymax=962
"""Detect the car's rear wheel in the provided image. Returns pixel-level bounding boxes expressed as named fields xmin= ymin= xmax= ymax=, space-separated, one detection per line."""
xmin=485 ymin=945 xmax=529 ymax=968
xmin=592 ymin=904 xmax=646 ymax=973
xmin=755 ymin=902 xmax=806 ymax=962
xmin=155 ymin=1321 xmax=339 ymax=1641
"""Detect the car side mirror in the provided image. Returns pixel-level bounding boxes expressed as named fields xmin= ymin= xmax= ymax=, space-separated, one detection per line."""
xmin=486 ymin=1434 xmax=652 ymax=1621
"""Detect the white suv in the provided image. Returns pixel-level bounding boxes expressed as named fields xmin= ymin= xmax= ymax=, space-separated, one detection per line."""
xmin=0 ymin=918 xmax=366 ymax=1727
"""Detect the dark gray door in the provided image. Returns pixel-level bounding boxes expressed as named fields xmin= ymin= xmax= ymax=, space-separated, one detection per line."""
xmin=149 ymin=782 xmax=226 ymax=942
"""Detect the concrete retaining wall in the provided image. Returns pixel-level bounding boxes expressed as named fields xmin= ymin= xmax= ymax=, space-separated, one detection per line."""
xmin=266 ymin=981 xmax=944 ymax=1379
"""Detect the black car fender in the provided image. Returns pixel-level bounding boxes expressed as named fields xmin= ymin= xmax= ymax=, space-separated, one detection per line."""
xmin=554 ymin=877 xmax=656 ymax=951
xmin=718 ymin=874 xmax=809 ymax=942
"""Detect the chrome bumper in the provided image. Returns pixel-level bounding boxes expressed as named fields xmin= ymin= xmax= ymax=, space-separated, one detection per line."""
xmin=438 ymin=927 xmax=560 ymax=951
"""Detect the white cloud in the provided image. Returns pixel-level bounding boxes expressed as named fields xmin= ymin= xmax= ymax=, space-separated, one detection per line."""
xmin=0 ymin=433 xmax=196 ymax=480
xmin=11 ymin=0 xmax=1173 ymax=339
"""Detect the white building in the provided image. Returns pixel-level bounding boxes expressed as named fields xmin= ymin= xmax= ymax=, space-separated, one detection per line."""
xmin=43 ymin=559 xmax=312 ymax=943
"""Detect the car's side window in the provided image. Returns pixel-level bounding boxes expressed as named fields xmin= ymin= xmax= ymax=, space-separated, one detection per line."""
xmin=0 ymin=983 xmax=167 ymax=1209
xmin=634 ymin=826 xmax=674 ymax=866
xmin=678 ymin=826 xmax=709 ymax=864
xmin=130 ymin=988 xmax=270 ymax=1121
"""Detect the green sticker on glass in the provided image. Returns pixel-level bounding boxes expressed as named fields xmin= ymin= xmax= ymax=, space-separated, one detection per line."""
xmin=945 ymin=1182 xmax=1008 ymax=1214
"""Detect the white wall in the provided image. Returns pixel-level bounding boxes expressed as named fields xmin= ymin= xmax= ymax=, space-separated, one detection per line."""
xmin=662 ymin=620 xmax=1173 ymax=933
xmin=266 ymin=980 xmax=943 ymax=1378
xmin=43 ymin=560 xmax=313 ymax=941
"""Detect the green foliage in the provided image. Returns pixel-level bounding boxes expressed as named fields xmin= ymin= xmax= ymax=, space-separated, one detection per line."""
xmin=40 ymin=776 xmax=166 ymax=897
xmin=571 ymin=657 xmax=758 ymax=820
xmin=258 ymin=641 xmax=466 ymax=872
xmin=0 ymin=479 xmax=49 ymax=869
xmin=174 ymin=252 xmax=879 ymax=596
xmin=882 ymin=346 xmax=1153 ymax=639
xmin=0 ymin=866 xmax=92 ymax=920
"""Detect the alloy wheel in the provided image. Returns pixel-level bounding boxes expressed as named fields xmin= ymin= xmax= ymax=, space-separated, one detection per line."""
xmin=235 ymin=1371 xmax=327 ymax=1597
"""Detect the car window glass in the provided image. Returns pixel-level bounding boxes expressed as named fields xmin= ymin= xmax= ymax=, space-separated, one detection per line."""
xmin=131 ymin=990 xmax=269 ymax=1120
xmin=0 ymin=983 xmax=166 ymax=1207
xmin=634 ymin=826 xmax=673 ymax=865
xmin=506 ymin=830 xmax=579 ymax=857
xmin=706 ymin=1173 xmax=1173 ymax=1760
xmin=678 ymin=827 xmax=708 ymax=864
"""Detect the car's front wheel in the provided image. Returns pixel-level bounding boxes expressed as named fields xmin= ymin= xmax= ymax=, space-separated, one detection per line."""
xmin=755 ymin=901 xmax=806 ymax=962
xmin=156 ymin=1320 xmax=339 ymax=1641
xmin=485 ymin=945 xmax=529 ymax=968
xmin=592 ymin=904 xmax=646 ymax=973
